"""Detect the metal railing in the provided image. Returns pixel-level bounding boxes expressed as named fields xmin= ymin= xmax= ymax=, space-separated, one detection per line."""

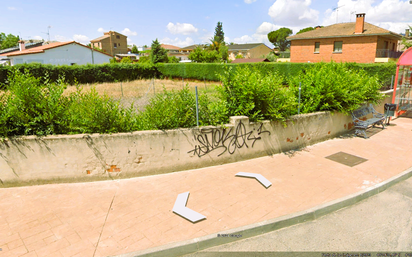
xmin=375 ymin=49 xmax=403 ymax=58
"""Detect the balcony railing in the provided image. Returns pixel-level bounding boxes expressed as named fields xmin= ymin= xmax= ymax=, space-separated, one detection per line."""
xmin=277 ymin=52 xmax=290 ymax=58
xmin=376 ymin=49 xmax=403 ymax=58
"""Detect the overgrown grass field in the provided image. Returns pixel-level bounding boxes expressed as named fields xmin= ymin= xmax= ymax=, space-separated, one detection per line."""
xmin=63 ymin=78 xmax=221 ymax=110
xmin=0 ymin=62 xmax=384 ymax=137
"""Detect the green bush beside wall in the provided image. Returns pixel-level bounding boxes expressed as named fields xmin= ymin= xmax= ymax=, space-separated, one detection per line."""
xmin=0 ymin=62 xmax=396 ymax=89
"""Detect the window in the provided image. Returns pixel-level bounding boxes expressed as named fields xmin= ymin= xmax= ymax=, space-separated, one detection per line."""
xmin=114 ymin=43 xmax=117 ymax=48
xmin=314 ymin=42 xmax=320 ymax=53
xmin=333 ymin=41 xmax=342 ymax=53
xmin=116 ymin=35 xmax=120 ymax=39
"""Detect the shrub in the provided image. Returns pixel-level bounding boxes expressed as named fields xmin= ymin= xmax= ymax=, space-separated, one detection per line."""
xmin=218 ymin=66 xmax=297 ymax=122
xmin=120 ymin=57 xmax=132 ymax=63
xmin=0 ymin=69 xmax=142 ymax=137
xmin=140 ymin=86 xmax=229 ymax=130
xmin=0 ymin=70 xmax=70 ymax=136
xmin=288 ymin=62 xmax=384 ymax=114
xmin=168 ymin=56 xmax=180 ymax=63
xmin=140 ymin=87 xmax=197 ymax=130
xmin=66 ymin=87 xmax=140 ymax=134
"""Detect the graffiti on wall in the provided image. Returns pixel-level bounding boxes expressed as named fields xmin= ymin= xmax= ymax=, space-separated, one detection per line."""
xmin=188 ymin=121 xmax=270 ymax=157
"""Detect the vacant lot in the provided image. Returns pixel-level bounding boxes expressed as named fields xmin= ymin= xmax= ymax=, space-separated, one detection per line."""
xmin=64 ymin=78 xmax=221 ymax=110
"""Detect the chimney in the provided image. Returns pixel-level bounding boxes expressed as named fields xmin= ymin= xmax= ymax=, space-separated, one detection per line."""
xmin=355 ymin=13 xmax=365 ymax=34
xmin=406 ymin=29 xmax=410 ymax=38
xmin=18 ymin=40 xmax=25 ymax=51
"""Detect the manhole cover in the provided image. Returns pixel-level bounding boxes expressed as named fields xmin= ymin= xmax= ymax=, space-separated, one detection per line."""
xmin=325 ymin=151 xmax=368 ymax=167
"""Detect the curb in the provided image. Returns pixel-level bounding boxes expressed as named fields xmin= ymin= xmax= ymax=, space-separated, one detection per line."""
xmin=114 ymin=166 xmax=412 ymax=257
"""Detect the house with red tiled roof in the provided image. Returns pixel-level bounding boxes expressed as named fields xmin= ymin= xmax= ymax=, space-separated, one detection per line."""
xmin=287 ymin=13 xmax=404 ymax=63
xmin=0 ymin=41 xmax=113 ymax=66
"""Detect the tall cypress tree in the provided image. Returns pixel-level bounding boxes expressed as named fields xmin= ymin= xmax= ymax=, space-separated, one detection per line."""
xmin=150 ymin=39 xmax=168 ymax=64
xmin=213 ymin=22 xmax=225 ymax=45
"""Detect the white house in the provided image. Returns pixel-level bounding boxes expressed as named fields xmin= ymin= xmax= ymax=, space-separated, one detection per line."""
xmin=0 ymin=41 xmax=113 ymax=66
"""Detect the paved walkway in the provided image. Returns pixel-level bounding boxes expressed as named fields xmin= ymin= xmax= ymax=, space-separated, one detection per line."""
xmin=1 ymin=117 xmax=412 ymax=257
xmin=193 ymin=175 xmax=412 ymax=253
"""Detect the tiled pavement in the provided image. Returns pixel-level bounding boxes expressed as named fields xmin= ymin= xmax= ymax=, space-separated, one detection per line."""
xmin=1 ymin=117 xmax=412 ymax=257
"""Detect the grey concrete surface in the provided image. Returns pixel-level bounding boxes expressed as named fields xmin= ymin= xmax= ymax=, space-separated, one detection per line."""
xmin=188 ymin=176 xmax=412 ymax=254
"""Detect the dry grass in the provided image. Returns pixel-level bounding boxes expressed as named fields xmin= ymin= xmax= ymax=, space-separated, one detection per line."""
xmin=63 ymin=78 xmax=221 ymax=111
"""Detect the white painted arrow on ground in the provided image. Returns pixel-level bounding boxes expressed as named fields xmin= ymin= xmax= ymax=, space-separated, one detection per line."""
xmin=235 ymin=172 xmax=272 ymax=188
xmin=172 ymin=192 xmax=206 ymax=223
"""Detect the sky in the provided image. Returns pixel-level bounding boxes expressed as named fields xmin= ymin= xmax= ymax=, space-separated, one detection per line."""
xmin=1 ymin=0 xmax=412 ymax=48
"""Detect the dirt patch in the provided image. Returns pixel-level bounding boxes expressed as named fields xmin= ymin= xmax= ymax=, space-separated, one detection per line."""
xmin=64 ymin=78 xmax=221 ymax=111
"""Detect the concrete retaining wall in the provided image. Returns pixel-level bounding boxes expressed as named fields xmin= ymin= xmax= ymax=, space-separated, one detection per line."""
xmin=0 ymin=111 xmax=355 ymax=187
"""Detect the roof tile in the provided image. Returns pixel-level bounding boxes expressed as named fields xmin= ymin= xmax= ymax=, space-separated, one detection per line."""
xmin=287 ymin=22 xmax=402 ymax=40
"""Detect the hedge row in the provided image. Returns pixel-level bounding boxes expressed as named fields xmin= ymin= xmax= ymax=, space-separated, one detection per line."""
xmin=158 ymin=62 xmax=397 ymax=88
xmin=0 ymin=63 xmax=158 ymax=87
xmin=157 ymin=62 xmax=312 ymax=83
xmin=0 ymin=62 xmax=397 ymax=89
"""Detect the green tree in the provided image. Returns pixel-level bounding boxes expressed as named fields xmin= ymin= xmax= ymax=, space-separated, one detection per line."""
xmin=268 ymin=27 xmax=293 ymax=51
xmin=131 ymin=45 xmax=139 ymax=54
xmin=188 ymin=46 xmax=221 ymax=63
xmin=168 ymin=56 xmax=180 ymax=63
xmin=138 ymin=56 xmax=150 ymax=63
xmin=120 ymin=56 xmax=132 ymax=63
xmin=0 ymin=33 xmax=20 ymax=50
xmin=213 ymin=22 xmax=225 ymax=45
xmin=150 ymin=39 xmax=168 ymax=64
xmin=297 ymin=27 xmax=315 ymax=34
xmin=219 ymin=44 xmax=228 ymax=62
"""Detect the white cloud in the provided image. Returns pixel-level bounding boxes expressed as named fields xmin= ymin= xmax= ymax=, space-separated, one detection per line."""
xmin=7 ymin=7 xmax=17 ymax=10
xmin=268 ymin=0 xmax=319 ymax=27
xmin=234 ymin=35 xmax=254 ymax=44
xmin=230 ymin=21 xmax=302 ymax=47
xmin=54 ymin=35 xmax=68 ymax=42
xmin=122 ymin=28 xmax=137 ymax=36
xmin=73 ymin=34 xmax=89 ymax=44
xmin=374 ymin=22 xmax=412 ymax=34
xmin=199 ymin=31 xmax=213 ymax=44
xmin=160 ymin=37 xmax=195 ymax=47
xmin=32 ymin=36 xmax=43 ymax=40
xmin=97 ymin=28 xmax=105 ymax=33
xmin=167 ymin=22 xmax=198 ymax=35
xmin=322 ymin=0 xmax=412 ymax=28
xmin=256 ymin=22 xmax=282 ymax=35
xmin=244 ymin=0 xmax=257 ymax=3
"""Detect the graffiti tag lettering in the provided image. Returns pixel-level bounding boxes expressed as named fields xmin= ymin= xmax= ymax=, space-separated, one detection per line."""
xmin=188 ymin=121 xmax=270 ymax=157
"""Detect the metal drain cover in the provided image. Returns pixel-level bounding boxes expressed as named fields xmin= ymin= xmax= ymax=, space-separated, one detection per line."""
xmin=325 ymin=151 xmax=368 ymax=167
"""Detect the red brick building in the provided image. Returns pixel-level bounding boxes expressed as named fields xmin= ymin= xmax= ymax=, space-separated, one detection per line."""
xmin=287 ymin=13 xmax=403 ymax=63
